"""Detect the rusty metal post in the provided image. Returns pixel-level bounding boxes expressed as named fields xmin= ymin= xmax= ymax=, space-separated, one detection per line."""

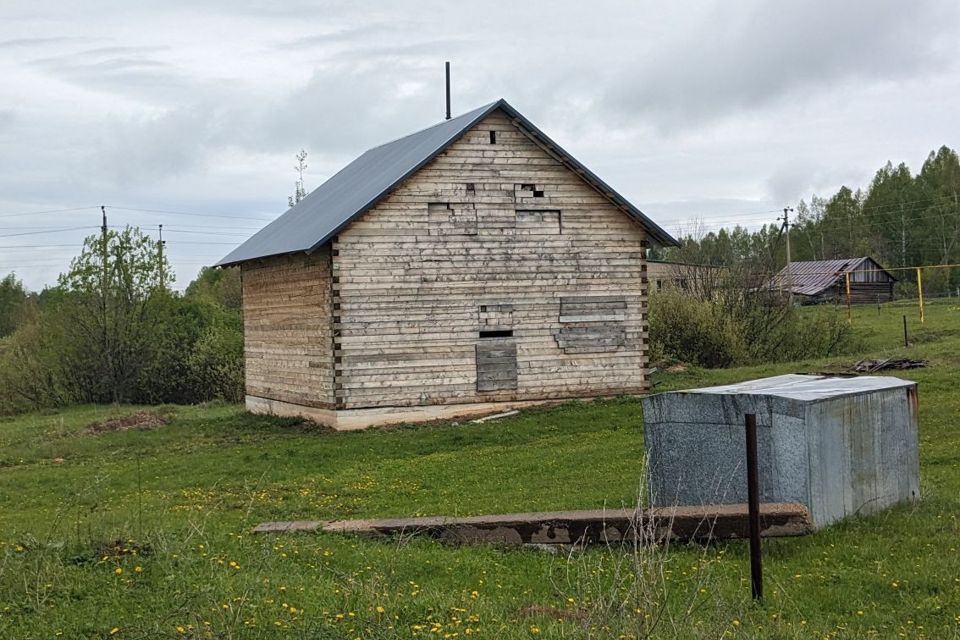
xmin=745 ymin=413 xmax=763 ymax=602
xmin=903 ymin=315 xmax=908 ymax=348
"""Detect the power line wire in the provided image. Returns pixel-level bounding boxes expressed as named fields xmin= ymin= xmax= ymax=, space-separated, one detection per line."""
xmin=105 ymin=206 xmax=272 ymax=221
xmin=0 ymin=226 xmax=98 ymax=238
xmin=0 ymin=206 xmax=98 ymax=219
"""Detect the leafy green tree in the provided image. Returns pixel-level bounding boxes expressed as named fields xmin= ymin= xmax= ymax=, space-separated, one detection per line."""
xmin=54 ymin=226 xmax=170 ymax=403
xmin=917 ymin=146 xmax=960 ymax=267
xmin=862 ymin=162 xmax=920 ymax=267
xmin=0 ymin=273 xmax=30 ymax=337
xmin=185 ymin=266 xmax=241 ymax=310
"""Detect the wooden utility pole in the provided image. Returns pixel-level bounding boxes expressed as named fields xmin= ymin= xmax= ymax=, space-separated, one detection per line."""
xmin=100 ymin=205 xmax=109 ymax=297
xmin=781 ymin=207 xmax=794 ymax=305
xmin=158 ymin=224 xmax=165 ymax=289
xmin=100 ymin=205 xmax=113 ymax=401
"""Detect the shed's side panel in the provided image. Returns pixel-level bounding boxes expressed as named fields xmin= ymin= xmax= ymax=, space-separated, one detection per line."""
xmin=241 ymin=250 xmax=334 ymax=408
xmin=333 ymin=110 xmax=648 ymax=410
xmin=805 ymin=387 xmax=919 ymax=527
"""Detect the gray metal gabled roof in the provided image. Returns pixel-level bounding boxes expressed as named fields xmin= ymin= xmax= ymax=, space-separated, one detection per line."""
xmin=217 ymin=98 xmax=677 ymax=266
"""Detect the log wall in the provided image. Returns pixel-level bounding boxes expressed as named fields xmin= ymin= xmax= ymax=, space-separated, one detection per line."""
xmin=332 ymin=110 xmax=649 ymax=410
xmin=241 ymin=250 xmax=335 ymax=408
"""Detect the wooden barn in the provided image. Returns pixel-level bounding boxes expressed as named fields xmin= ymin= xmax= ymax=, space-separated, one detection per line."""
xmin=770 ymin=257 xmax=896 ymax=304
xmin=218 ymin=98 xmax=677 ymax=430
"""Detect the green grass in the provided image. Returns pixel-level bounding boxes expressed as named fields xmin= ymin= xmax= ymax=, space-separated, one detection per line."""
xmin=1 ymin=301 xmax=959 ymax=639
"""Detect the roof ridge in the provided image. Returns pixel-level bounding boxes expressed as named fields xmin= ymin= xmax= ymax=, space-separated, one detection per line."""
xmin=365 ymin=99 xmax=502 ymax=152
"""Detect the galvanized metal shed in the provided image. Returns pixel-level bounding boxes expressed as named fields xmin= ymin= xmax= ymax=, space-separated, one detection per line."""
xmin=641 ymin=374 xmax=920 ymax=529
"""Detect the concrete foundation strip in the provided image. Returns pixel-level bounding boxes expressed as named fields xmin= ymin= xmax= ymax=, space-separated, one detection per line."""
xmin=251 ymin=502 xmax=812 ymax=544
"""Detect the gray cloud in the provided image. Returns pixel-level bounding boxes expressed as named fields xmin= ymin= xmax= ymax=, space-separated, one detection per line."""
xmin=28 ymin=47 xmax=203 ymax=104
xmin=0 ymin=0 xmax=958 ymax=291
xmin=0 ymin=36 xmax=88 ymax=49
xmin=607 ymin=0 xmax=959 ymax=128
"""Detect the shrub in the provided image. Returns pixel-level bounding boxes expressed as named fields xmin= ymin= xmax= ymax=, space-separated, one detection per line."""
xmin=648 ymin=290 xmax=744 ymax=368
xmin=649 ymin=288 xmax=853 ymax=368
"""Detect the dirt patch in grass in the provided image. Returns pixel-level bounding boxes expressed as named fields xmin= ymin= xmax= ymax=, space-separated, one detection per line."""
xmin=85 ymin=411 xmax=170 ymax=434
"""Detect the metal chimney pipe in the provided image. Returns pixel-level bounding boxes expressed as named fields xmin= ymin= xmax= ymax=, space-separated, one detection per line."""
xmin=445 ymin=61 xmax=451 ymax=120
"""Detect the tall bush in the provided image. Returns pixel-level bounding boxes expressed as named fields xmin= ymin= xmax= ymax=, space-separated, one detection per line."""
xmin=649 ymin=287 xmax=853 ymax=368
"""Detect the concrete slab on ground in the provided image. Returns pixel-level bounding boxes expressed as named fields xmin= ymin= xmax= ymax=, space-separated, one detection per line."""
xmin=251 ymin=503 xmax=812 ymax=544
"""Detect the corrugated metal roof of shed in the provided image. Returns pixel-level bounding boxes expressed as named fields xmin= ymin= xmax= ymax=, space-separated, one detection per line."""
xmin=769 ymin=257 xmax=895 ymax=296
xmin=217 ymin=98 xmax=678 ymax=266
xmin=676 ymin=373 xmax=914 ymax=402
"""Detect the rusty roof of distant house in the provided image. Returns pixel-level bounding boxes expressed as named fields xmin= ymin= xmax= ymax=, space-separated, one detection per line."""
xmin=769 ymin=257 xmax=896 ymax=296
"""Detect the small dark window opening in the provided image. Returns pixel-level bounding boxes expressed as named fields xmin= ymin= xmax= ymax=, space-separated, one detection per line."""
xmin=520 ymin=183 xmax=535 ymax=191
xmin=466 ymin=182 xmax=475 ymax=193
xmin=479 ymin=304 xmax=488 ymax=312
xmin=533 ymin=189 xmax=544 ymax=198
xmin=479 ymin=329 xmax=513 ymax=339
xmin=489 ymin=131 xmax=497 ymax=144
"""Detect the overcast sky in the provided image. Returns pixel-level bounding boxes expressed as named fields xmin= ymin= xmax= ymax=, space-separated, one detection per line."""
xmin=1 ymin=0 xmax=958 ymax=290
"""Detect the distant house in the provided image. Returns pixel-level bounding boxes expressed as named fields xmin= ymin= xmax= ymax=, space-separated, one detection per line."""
xmin=218 ymin=98 xmax=678 ymax=430
xmin=769 ymin=257 xmax=896 ymax=304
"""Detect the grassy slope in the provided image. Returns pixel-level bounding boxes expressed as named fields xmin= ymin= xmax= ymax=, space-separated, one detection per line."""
xmin=0 ymin=301 xmax=958 ymax=639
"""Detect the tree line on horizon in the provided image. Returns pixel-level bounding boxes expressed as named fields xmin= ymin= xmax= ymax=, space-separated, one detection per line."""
xmin=653 ymin=145 xmax=960 ymax=293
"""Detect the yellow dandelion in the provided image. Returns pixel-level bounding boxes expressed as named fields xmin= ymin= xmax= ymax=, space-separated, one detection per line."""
xmin=114 ymin=567 xmax=123 ymax=575
xmin=530 ymin=625 xmax=541 ymax=635
xmin=134 ymin=566 xmax=142 ymax=573
xmin=109 ymin=628 xmax=120 ymax=636
xmin=376 ymin=606 xmax=385 ymax=614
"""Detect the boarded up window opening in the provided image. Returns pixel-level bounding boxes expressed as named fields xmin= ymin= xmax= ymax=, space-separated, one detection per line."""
xmin=466 ymin=182 xmax=475 ymax=193
xmin=489 ymin=131 xmax=497 ymax=144
xmin=555 ymin=325 xmax=626 ymax=354
xmin=516 ymin=210 xmax=561 ymax=235
xmin=476 ymin=339 xmax=517 ymax=392
xmin=556 ymin=296 xmax=627 ymax=354
xmin=428 ymin=202 xmax=477 ymax=235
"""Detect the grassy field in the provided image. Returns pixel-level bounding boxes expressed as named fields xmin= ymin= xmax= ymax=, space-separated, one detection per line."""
xmin=0 ymin=300 xmax=958 ymax=639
